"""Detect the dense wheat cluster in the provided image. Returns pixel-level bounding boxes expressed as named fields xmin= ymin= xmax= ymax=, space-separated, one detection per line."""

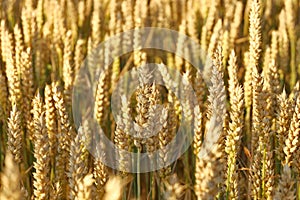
xmin=0 ymin=0 xmax=300 ymax=199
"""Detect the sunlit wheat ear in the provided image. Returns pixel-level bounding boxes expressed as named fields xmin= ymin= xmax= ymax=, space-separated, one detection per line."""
xmin=229 ymin=1 xmax=243 ymax=51
xmin=263 ymin=59 xmax=280 ymax=119
xmin=68 ymin=127 xmax=88 ymax=200
xmin=225 ymin=85 xmax=244 ymax=200
xmin=52 ymin=81 xmax=73 ymax=196
xmin=0 ymin=71 xmax=8 ymax=121
xmin=93 ymin=149 xmax=108 ymax=198
xmin=91 ymin=0 xmax=102 ymax=46
xmin=74 ymin=39 xmax=86 ymax=79
xmin=284 ymin=0 xmax=297 ymax=87
xmin=32 ymin=93 xmax=50 ymax=200
xmin=274 ymin=165 xmax=296 ymax=200
xmin=7 ymin=103 xmax=23 ymax=164
xmin=228 ymin=50 xmax=239 ymax=102
xmin=158 ymin=105 xmax=172 ymax=179
xmin=186 ymin=1 xmax=199 ymax=43
xmin=195 ymin=46 xmax=226 ymax=199
xmin=13 ymin=24 xmax=24 ymax=76
xmin=62 ymin=30 xmax=74 ymax=107
xmin=270 ymin=31 xmax=279 ymax=63
xmin=133 ymin=0 xmax=147 ymax=28
xmin=44 ymin=84 xmax=57 ymax=159
xmin=20 ymin=48 xmax=34 ymax=135
xmin=276 ymin=89 xmax=292 ymax=162
xmin=200 ymin=0 xmax=217 ymax=52
xmin=114 ymin=95 xmax=132 ymax=173
xmin=251 ymin=65 xmax=264 ymax=153
xmin=283 ymin=95 xmax=300 ymax=168
xmin=207 ymin=19 xmax=222 ymax=58
xmin=52 ymin=0 xmax=66 ymax=47
xmin=5 ymin=33 xmax=22 ymax=109
xmin=0 ymin=152 xmax=23 ymax=200
xmin=290 ymin=82 xmax=300 ymax=107
xmin=121 ymin=0 xmax=134 ymax=50
xmin=193 ymin=106 xmax=203 ymax=157
xmin=134 ymin=66 xmax=153 ymax=150
xmin=245 ymin=0 xmax=262 ymax=110
xmin=0 ymin=20 xmax=7 ymax=63
xmin=278 ymin=9 xmax=289 ymax=75
xmin=94 ymin=70 xmax=110 ymax=127
xmin=249 ymin=66 xmax=264 ymax=198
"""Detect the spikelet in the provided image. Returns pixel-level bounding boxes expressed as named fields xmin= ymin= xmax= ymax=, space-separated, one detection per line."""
xmin=32 ymin=93 xmax=50 ymax=200
xmin=7 ymin=103 xmax=23 ymax=164
xmin=0 ymin=152 xmax=22 ymax=200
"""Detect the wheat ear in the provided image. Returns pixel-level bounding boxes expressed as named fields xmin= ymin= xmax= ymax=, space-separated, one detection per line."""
xmin=32 ymin=93 xmax=50 ymax=200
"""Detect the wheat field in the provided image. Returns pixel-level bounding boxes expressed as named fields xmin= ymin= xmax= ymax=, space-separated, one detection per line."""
xmin=0 ymin=0 xmax=300 ymax=199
